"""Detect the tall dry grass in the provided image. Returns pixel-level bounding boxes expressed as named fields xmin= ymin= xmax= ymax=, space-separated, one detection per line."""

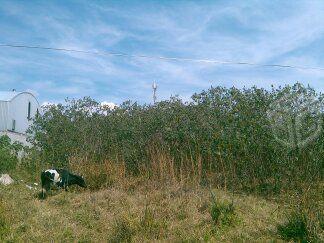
xmin=143 ymin=142 xmax=204 ymax=186
xmin=69 ymin=156 xmax=126 ymax=190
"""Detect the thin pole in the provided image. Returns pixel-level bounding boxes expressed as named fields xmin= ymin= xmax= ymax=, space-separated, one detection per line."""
xmin=152 ymin=81 xmax=157 ymax=104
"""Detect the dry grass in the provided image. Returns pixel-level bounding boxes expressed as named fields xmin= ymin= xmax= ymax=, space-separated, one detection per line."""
xmin=69 ymin=156 xmax=126 ymax=190
xmin=0 ymin=177 xmax=287 ymax=242
xmin=2 ymin=158 xmax=321 ymax=241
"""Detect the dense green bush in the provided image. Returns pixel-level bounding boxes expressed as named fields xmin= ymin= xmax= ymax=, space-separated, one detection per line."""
xmin=0 ymin=135 xmax=22 ymax=173
xmin=27 ymin=83 xmax=324 ymax=193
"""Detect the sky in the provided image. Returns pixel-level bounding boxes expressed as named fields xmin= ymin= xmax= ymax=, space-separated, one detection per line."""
xmin=0 ymin=0 xmax=323 ymax=105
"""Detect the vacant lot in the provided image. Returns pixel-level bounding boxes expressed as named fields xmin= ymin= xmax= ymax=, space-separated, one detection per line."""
xmin=0 ymin=179 xmax=287 ymax=242
xmin=1 ymin=83 xmax=323 ymax=242
xmin=0 ymin=178 xmax=292 ymax=242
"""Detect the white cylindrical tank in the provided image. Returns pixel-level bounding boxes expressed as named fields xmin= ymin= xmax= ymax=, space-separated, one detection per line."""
xmin=8 ymin=92 xmax=39 ymax=134
xmin=0 ymin=91 xmax=40 ymax=145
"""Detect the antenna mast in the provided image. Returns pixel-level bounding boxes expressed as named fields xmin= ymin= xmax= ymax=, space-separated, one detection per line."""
xmin=152 ymin=81 xmax=157 ymax=104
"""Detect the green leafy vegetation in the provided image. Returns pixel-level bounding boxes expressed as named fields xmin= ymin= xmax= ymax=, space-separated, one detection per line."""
xmin=278 ymin=186 xmax=324 ymax=242
xmin=210 ymin=200 xmax=237 ymax=228
xmin=278 ymin=211 xmax=309 ymax=242
xmin=0 ymin=135 xmax=22 ymax=173
xmin=27 ymin=83 xmax=323 ymax=195
xmin=109 ymin=218 xmax=134 ymax=243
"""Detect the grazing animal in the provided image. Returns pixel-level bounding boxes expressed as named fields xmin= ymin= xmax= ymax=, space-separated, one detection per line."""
xmin=41 ymin=169 xmax=86 ymax=198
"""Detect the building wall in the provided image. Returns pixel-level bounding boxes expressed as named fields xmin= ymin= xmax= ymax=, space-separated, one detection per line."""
xmin=0 ymin=101 xmax=9 ymax=131
xmin=7 ymin=93 xmax=39 ymax=134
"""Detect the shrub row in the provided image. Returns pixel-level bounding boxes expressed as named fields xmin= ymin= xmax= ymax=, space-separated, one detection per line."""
xmin=27 ymin=83 xmax=324 ymax=194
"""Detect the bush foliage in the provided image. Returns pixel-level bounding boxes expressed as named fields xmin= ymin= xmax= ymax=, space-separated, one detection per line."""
xmin=28 ymin=83 xmax=323 ymax=193
xmin=0 ymin=135 xmax=22 ymax=173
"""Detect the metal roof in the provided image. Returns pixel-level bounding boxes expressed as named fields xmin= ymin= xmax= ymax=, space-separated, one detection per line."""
xmin=0 ymin=91 xmax=39 ymax=103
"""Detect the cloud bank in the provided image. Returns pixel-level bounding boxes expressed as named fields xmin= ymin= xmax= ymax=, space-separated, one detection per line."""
xmin=0 ymin=0 xmax=323 ymax=105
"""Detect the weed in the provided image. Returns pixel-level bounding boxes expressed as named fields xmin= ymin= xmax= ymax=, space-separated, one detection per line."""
xmin=0 ymin=200 xmax=9 ymax=240
xmin=209 ymin=189 xmax=237 ymax=229
xmin=320 ymin=215 xmax=324 ymax=230
xmin=61 ymin=228 xmax=75 ymax=241
xmin=138 ymin=206 xmax=167 ymax=239
xmin=278 ymin=187 xmax=324 ymax=242
xmin=176 ymin=206 xmax=187 ymax=221
xmin=108 ymin=218 xmax=134 ymax=243
xmin=210 ymin=200 xmax=236 ymax=228
xmin=69 ymin=157 xmax=124 ymax=190
xmin=277 ymin=211 xmax=309 ymax=242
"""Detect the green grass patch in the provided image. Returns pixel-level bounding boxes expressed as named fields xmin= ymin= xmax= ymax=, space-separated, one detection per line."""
xmin=277 ymin=211 xmax=309 ymax=242
xmin=108 ymin=217 xmax=134 ymax=243
xmin=210 ymin=200 xmax=237 ymax=228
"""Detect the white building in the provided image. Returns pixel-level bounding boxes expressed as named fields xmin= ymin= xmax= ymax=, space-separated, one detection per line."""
xmin=0 ymin=90 xmax=40 ymax=145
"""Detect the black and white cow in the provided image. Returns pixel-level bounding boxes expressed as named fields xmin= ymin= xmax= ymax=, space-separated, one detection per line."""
xmin=41 ymin=169 xmax=86 ymax=198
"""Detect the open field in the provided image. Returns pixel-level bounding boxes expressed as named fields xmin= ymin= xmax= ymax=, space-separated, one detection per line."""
xmin=1 ymin=179 xmax=288 ymax=242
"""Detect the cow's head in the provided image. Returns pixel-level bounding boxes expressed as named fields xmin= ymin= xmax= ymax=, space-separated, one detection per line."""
xmin=75 ymin=175 xmax=87 ymax=188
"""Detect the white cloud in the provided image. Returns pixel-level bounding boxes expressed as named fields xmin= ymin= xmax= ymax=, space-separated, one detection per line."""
xmin=101 ymin=101 xmax=117 ymax=109
xmin=0 ymin=0 xmax=323 ymax=104
xmin=41 ymin=101 xmax=57 ymax=107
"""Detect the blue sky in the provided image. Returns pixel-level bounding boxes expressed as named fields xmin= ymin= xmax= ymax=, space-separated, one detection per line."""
xmin=0 ymin=0 xmax=323 ymax=105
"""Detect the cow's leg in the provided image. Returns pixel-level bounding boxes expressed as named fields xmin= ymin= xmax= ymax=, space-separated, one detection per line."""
xmin=41 ymin=183 xmax=51 ymax=198
xmin=63 ymin=175 xmax=69 ymax=191
xmin=41 ymin=187 xmax=46 ymax=198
